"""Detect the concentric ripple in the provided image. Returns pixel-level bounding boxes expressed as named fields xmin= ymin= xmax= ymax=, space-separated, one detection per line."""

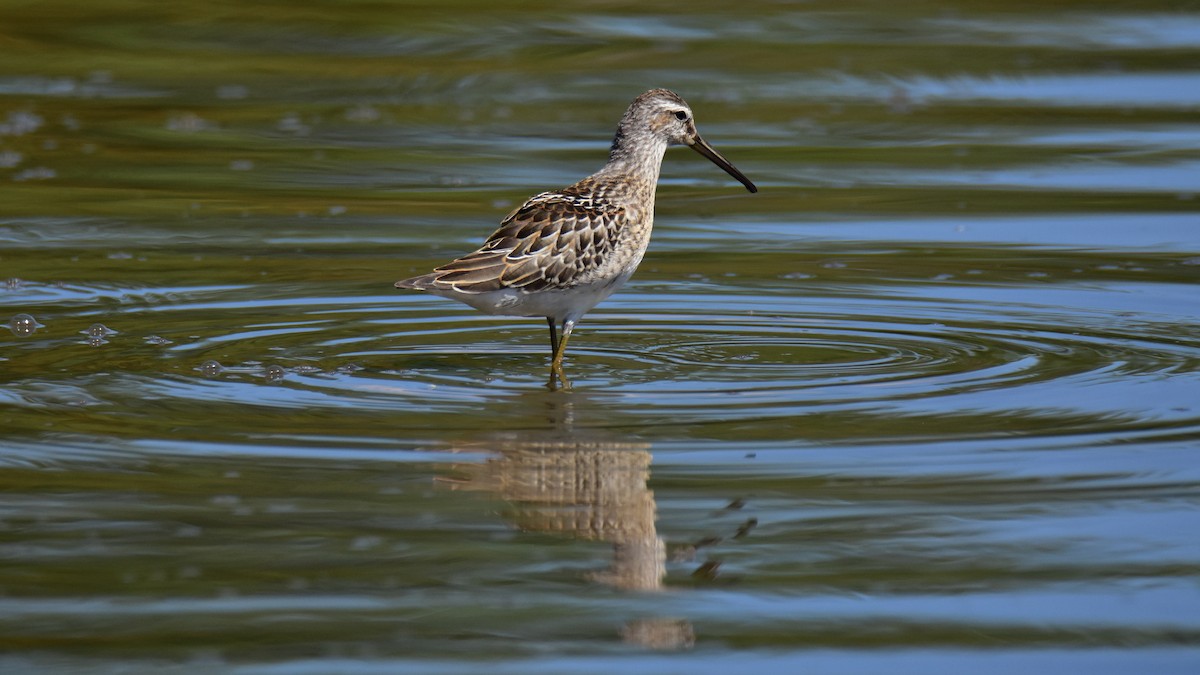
xmin=4 ymin=267 xmax=1195 ymax=429
xmin=4 ymin=274 xmax=1197 ymax=450
xmin=10 ymin=278 xmax=1186 ymax=450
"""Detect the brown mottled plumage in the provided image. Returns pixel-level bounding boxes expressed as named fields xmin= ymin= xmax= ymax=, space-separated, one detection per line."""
xmin=396 ymin=88 xmax=756 ymax=383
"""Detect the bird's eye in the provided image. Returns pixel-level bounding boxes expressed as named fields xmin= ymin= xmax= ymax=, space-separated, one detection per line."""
xmin=673 ymin=110 xmax=688 ymax=121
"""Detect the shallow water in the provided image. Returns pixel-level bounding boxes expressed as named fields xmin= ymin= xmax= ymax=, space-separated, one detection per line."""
xmin=2 ymin=1 xmax=1200 ymax=672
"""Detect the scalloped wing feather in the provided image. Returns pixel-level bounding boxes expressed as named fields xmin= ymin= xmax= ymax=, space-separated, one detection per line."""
xmin=408 ymin=190 xmax=626 ymax=295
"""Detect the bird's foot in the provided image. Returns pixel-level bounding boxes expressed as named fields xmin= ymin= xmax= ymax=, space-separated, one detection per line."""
xmin=547 ymin=360 xmax=571 ymax=391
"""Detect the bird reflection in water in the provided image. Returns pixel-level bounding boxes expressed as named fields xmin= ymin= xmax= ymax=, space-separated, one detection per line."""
xmin=441 ymin=392 xmax=694 ymax=650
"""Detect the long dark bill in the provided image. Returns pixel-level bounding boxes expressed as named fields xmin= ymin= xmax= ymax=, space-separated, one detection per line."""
xmin=688 ymin=134 xmax=757 ymax=193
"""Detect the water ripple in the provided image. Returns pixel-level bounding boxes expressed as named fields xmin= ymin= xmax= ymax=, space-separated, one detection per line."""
xmin=4 ymin=269 xmax=1195 ymax=450
xmin=44 ymin=282 xmax=1176 ymax=448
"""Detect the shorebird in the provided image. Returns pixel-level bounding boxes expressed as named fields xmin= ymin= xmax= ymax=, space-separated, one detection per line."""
xmin=395 ymin=88 xmax=756 ymax=384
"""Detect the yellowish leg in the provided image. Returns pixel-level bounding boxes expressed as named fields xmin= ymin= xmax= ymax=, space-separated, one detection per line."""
xmin=551 ymin=332 xmax=572 ymax=370
xmin=548 ymin=319 xmax=575 ymax=389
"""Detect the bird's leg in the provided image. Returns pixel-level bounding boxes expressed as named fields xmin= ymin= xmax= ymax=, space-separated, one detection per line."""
xmin=546 ymin=317 xmax=558 ymax=355
xmin=551 ymin=319 xmax=575 ymax=370
xmin=548 ymin=318 xmax=575 ymax=389
xmin=545 ymin=317 xmax=568 ymax=391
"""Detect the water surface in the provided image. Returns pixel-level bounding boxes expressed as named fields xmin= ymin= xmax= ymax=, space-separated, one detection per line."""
xmin=2 ymin=1 xmax=1199 ymax=672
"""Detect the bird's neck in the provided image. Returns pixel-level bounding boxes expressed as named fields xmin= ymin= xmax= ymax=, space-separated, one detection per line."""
xmin=597 ymin=125 xmax=668 ymax=189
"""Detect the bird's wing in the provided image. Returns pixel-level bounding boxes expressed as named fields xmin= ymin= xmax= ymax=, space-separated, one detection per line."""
xmin=419 ymin=190 xmax=626 ymax=294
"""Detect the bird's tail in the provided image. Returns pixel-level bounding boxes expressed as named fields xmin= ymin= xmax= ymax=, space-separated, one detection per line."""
xmin=394 ymin=274 xmax=438 ymax=291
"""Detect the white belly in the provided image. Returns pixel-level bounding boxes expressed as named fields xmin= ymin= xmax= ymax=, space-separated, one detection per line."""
xmin=438 ymin=268 xmax=636 ymax=323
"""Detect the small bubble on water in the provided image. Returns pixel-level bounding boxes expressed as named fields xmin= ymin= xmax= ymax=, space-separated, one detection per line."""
xmin=8 ymin=313 xmax=41 ymax=336
xmin=265 ymin=364 xmax=286 ymax=381
xmin=107 ymin=251 xmax=133 ymax=260
xmin=199 ymin=360 xmax=224 ymax=376
xmin=328 ymin=205 xmax=346 ymax=216
xmin=781 ymin=272 xmax=813 ymax=280
xmin=83 ymin=323 xmax=115 ymax=337
xmin=144 ymin=335 xmax=173 ymax=345
xmin=6 ymin=277 xmax=23 ymax=289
